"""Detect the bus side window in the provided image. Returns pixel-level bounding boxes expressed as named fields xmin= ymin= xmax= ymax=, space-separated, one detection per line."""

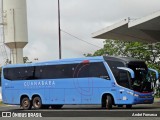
xmin=4 ymin=68 xmax=18 ymax=80
xmin=6 ymin=67 xmax=35 ymax=80
xmin=62 ymin=64 xmax=76 ymax=78
xmin=118 ymin=70 xmax=130 ymax=88
xmin=89 ymin=62 xmax=110 ymax=80
xmin=35 ymin=66 xmax=44 ymax=79
xmin=34 ymin=64 xmax=77 ymax=79
xmin=76 ymin=63 xmax=89 ymax=78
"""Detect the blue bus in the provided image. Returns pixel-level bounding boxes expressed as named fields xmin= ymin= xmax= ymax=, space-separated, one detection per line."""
xmin=1 ymin=56 xmax=159 ymax=110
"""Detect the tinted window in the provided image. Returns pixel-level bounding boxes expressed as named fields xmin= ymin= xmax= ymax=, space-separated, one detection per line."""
xmin=90 ymin=62 xmax=110 ymax=80
xmin=106 ymin=61 xmax=125 ymax=80
xmin=73 ymin=62 xmax=89 ymax=78
xmin=35 ymin=64 xmax=76 ymax=79
xmin=116 ymin=70 xmax=130 ymax=88
xmin=4 ymin=67 xmax=34 ymax=80
xmin=128 ymin=62 xmax=152 ymax=92
xmin=127 ymin=61 xmax=148 ymax=80
xmin=106 ymin=60 xmax=131 ymax=88
xmin=3 ymin=62 xmax=110 ymax=80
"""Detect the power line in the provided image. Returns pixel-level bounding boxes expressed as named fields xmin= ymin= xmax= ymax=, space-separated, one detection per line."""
xmin=61 ymin=29 xmax=102 ymax=49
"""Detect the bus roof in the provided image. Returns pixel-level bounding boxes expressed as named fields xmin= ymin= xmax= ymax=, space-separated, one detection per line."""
xmin=103 ymin=56 xmax=144 ymax=63
xmin=2 ymin=56 xmax=104 ymax=68
xmin=3 ymin=56 xmax=144 ymax=68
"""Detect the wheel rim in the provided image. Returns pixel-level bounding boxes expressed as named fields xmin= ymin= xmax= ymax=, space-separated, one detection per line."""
xmin=34 ymin=99 xmax=40 ymax=108
xmin=106 ymin=98 xmax=108 ymax=108
xmin=23 ymin=99 xmax=29 ymax=107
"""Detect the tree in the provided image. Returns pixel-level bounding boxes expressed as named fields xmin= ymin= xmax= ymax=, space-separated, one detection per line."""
xmin=85 ymin=40 xmax=160 ymax=72
xmin=23 ymin=56 xmax=30 ymax=63
xmin=5 ymin=59 xmax=11 ymax=64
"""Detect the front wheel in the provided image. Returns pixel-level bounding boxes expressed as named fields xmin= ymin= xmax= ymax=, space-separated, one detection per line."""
xmin=21 ymin=97 xmax=32 ymax=110
xmin=32 ymin=96 xmax=42 ymax=109
xmin=105 ymin=95 xmax=112 ymax=109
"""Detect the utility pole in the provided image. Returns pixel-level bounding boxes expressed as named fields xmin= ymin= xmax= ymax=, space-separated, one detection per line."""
xmin=58 ymin=0 xmax=61 ymax=59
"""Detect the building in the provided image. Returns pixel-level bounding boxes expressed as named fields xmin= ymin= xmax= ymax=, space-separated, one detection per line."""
xmin=3 ymin=0 xmax=28 ymax=64
xmin=92 ymin=10 xmax=160 ymax=43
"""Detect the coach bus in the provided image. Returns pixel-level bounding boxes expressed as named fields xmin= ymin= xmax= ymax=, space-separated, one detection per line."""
xmin=1 ymin=56 xmax=159 ymax=110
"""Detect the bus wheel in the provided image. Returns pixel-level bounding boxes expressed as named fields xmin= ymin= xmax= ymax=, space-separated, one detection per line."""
xmin=51 ymin=105 xmax=63 ymax=109
xmin=32 ymin=96 xmax=42 ymax=109
xmin=105 ymin=95 xmax=112 ymax=109
xmin=21 ymin=97 xmax=32 ymax=110
xmin=126 ymin=105 xmax=132 ymax=109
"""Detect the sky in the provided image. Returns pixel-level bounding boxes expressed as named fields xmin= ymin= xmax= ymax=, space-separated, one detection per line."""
xmin=1 ymin=0 xmax=160 ymax=63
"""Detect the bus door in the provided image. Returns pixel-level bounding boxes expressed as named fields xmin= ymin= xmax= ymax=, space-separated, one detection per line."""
xmin=116 ymin=67 xmax=135 ymax=103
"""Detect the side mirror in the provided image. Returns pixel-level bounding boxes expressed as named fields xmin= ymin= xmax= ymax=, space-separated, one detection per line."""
xmin=117 ymin=67 xmax=135 ymax=79
xmin=148 ymin=68 xmax=159 ymax=79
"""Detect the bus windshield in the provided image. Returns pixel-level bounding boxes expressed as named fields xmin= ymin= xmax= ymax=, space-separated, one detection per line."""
xmin=107 ymin=61 xmax=132 ymax=89
xmin=128 ymin=62 xmax=153 ymax=92
xmin=107 ymin=60 xmax=153 ymax=92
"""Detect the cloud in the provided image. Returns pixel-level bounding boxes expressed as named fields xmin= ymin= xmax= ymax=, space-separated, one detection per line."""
xmin=0 ymin=0 xmax=159 ymax=64
xmin=23 ymin=0 xmax=160 ymax=62
xmin=24 ymin=41 xmax=59 ymax=61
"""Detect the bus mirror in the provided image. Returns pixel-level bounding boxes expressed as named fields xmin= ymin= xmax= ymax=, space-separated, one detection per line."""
xmin=148 ymin=68 xmax=159 ymax=79
xmin=117 ymin=67 xmax=135 ymax=79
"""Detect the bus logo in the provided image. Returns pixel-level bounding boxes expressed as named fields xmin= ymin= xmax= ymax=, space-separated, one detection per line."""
xmin=24 ymin=80 xmax=55 ymax=87
xmin=2 ymin=112 xmax=11 ymax=117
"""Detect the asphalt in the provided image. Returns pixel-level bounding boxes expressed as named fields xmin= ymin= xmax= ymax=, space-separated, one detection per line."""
xmin=0 ymin=103 xmax=160 ymax=119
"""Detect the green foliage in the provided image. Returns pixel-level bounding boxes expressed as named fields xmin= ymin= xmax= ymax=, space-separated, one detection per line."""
xmin=85 ymin=40 xmax=160 ymax=72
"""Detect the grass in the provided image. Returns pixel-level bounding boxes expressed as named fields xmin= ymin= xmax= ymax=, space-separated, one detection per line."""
xmin=0 ymin=101 xmax=3 ymax=106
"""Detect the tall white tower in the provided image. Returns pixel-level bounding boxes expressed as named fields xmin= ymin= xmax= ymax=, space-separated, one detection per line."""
xmin=3 ymin=0 xmax=28 ymax=64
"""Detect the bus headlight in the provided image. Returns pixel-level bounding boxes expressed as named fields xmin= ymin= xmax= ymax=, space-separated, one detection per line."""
xmin=134 ymin=94 xmax=139 ymax=97
xmin=127 ymin=91 xmax=134 ymax=95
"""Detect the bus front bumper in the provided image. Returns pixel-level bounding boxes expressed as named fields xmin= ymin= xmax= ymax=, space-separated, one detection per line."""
xmin=133 ymin=93 xmax=154 ymax=104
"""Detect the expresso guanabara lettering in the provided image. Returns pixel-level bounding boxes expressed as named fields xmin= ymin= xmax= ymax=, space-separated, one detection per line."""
xmin=24 ymin=80 xmax=55 ymax=87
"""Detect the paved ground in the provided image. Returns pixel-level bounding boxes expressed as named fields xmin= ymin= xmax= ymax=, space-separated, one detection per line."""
xmin=0 ymin=98 xmax=160 ymax=119
xmin=0 ymin=103 xmax=160 ymax=119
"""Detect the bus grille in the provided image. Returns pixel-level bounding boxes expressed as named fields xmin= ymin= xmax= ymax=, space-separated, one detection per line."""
xmin=139 ymin=95 xmax=152 ymax=98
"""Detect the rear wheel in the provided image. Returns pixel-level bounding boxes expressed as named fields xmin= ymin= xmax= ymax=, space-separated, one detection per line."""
xmin=105 ymin=95 xmax=112 ymax=109
xmin=21 ymin=97 xmax=32 ymax=110
xmin=126 ymin=105 xmax=132 ymax=109
xmin=51 ymin=105 xmax=63 ymax=109
xmin=32 ymin=96 xmax=42 ymax=109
